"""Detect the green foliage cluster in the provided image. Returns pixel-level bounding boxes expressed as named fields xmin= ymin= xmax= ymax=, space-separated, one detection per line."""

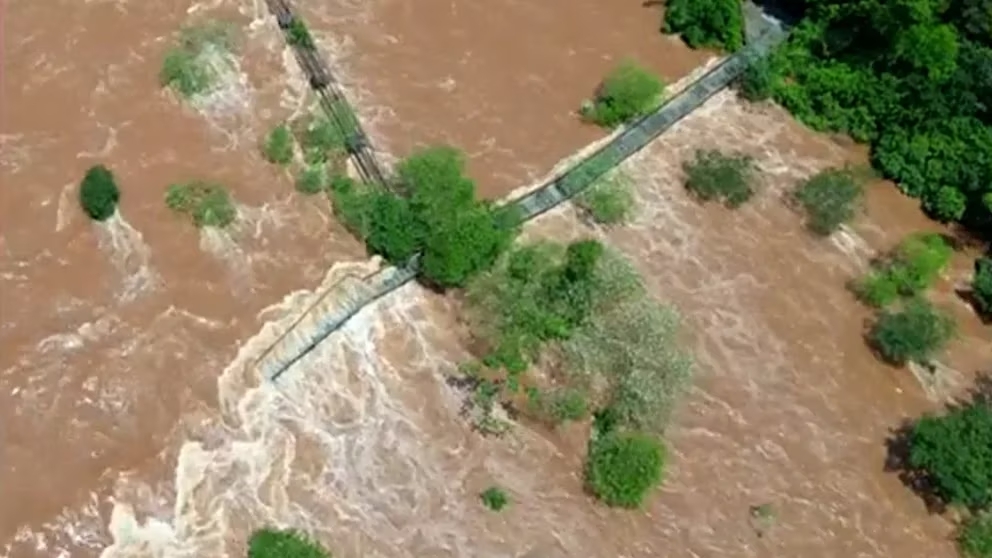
xmin=159 ymin=23 xmax=233 ymax=98
xmin=855 ymin=233 xmax=954 ymax=308
xmin=973 ymin=257 xmax=992 ymax=317
xmin=585 ymin=431 xmax=666 ymax=508
xmin=263 ymin=124 xmax=295 ymax=166
xmin=296 ymin=164 xmax=328 ymax=195
xmin=79 ymin=165 xmax=121 ymax=221
xmin=248 ymin=528 xmax=331 ymax=558
xmin=480 ymin=486 xmax=510 ymax=511
xmin=908 ymin=400 xmax=992 ymax=510
xmin=329 ymin=147 xmax=518 ymax=288
xmin=575 ymin=171 xmax=636 ymax=225
xmin=869 ymin=299 xmax=956 ymax=365
xmin=738 ymin=58 xmax=774 ymax=102
xmin=165 ymin=181 xmax=236 ymax=228
xmin=581 ymin=62 xmax=665 ymax=129
xmin=960 ymin=511 xmax=992 ymax=558
xmin=663 ymin=0 xmax=744 ymax=52
xmin=683 ymin=149 xmax=757 ymax=208
xmin=286 ymin=19 xmax=315 ymax=50
xmin=794 ymin=167 xmax=864 ymax=235
xmin=758 ymin=1 xmax=992 ymax=233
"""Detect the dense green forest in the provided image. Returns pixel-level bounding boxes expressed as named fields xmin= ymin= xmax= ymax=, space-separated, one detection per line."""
xmin=739 ymin=0 xmax=992 ymax=237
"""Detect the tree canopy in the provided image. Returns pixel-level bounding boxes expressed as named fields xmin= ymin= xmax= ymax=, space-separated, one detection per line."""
xmin=759 ymin=0 xmax=992 ymax=236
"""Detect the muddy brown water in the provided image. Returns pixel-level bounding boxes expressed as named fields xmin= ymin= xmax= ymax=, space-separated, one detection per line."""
xmin=2 ymin=0 xmax=989 ymax=557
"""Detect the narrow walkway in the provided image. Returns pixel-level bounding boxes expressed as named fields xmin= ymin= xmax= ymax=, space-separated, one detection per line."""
xmin=257 ymin=9 xmax=789 ymax=382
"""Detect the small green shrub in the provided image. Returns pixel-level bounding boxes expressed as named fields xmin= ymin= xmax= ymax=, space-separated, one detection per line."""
xmin=575 ymin=172 xmax=636 ymax=225
xmin=924 ymin=185 xmax=968 ymax=223
xmin=908 ymin=401 xmax=992 ymax=510
xmin=79 ymin=165 xmax=120 ymax=221
xmin=286 ymin=19 xmax=315 ymax=50
xmin=960 ymin=511 xmax=992 ymax=558
xmin=165 ymin=181 xmax=236 ymax=228
xmin=295 ymin=165 xmax=327 ymax=194
xmin=585 ymin=431 xmax=666 ymax=508
xmin=972 ymin=257 xmax=992 ymax=317
xmin=581 ymin=61 xmax=664 ymax=129
xmin=328 ymin=175 xmax=375 ymax=237
xmin=480 ymin=486 xmax=510 ymax=511
xmin=855 ymin=233 xmax=954 ymax=307
xmin=547 ymin=389 xmax=589 ymax=423
xmin=159 ymin=23 xmax=233 ymax=97
xmin=263 ymin=124 xmax=295 ymax=165
xmin=683 ymin=149 xmax=757 ymax=208
xmin=868 ymin=299 xmax=956 ymax=365
xmin=739 ymin=58 xmax=774 ymax=102
xmin=663 ymin=0 xmax=745 ymax=52
xmin=248 ymin=528 xmax=331 ymax=558
xmin=794 ymin=168 xmax=864 ymax=235
xmin=301 ymin=116 xmax=347 ymax=164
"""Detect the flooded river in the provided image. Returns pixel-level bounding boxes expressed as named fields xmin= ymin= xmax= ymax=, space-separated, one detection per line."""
xmin=1 ymin=0 xmax=989 ymax=557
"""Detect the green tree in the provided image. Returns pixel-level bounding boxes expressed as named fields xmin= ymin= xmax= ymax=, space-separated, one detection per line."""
xmin=664 ymin=0 xmax=745 ymax=52
xmin=794 ymin=167 xmax=864 ymax=235
xmin=248 ymin=528 xmax=330 ymax=558
xmin=973 ymin=256 xmax=992 ymax=317
xmin=585 ymin=431 xmax=666 ymax=508
xmin=868 ymin=299 xmax=956 ymax=365
xmin=165 ymin=181 xmax=236 ymax=228
xmin=366 ymin=192 xmax=422 ymax=263
xmin=79 ymin=165 xmax=121 ymax=221
xmin=480 ymin=486 xmax=510 ymax=511
xmin=960 ymin=511 xmax=992 ymax=558
xmin=263 ymin=124 xmax=295 ymax=165
xmin=739 ymin=58 xmax=775 ymax=102
xmin=581 ymin=62 xmax=665 ymax=128
xmin=908 ymin=400 xmax=992 ymax=510
xmin=683 ymin=149 xmax=757 ymax=208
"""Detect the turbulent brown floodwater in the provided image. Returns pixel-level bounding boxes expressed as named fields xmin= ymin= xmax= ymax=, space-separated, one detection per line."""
xmin=2 ymin=0 xmax=989 ymax=557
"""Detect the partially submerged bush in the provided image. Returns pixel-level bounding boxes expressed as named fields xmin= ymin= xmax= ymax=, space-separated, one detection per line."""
xmin=794 ymin=167 xmax=864 ymax=236
xmin=972 ymin=257 xmax=992 ymax=318
xmin=248 ymin=528 xmax=331 ymax=558
xmin=908 ymin=400 xmax=992 ymax=510
xmin=738 ymin=57 xmax=774 ymax=102
xmin=663 ymin=0 xmax=745 ymax=52
xmin=683 ymin=149 xmax=757 ymax=208
xmin=585 ymin=431 xmax=666 ymax=508
xmin=581 ymin=61 xmax=664 ymax=129
xmin=263 ymin=124 xmax=295 ymax=165
xmin=480 ymin=486 xmax=510 ymax=511
xmin=868 ymin=299 xmax=956 ymax=365
xmin=960 ymin=511 xmax=992 ymax=558
xmin=165 ymin=181 xmax=236 ymax=228
xmin=295 ymin=164 xmax=327 ymax=194
xmin=159 ymin=23 xmax=233 ymax=97
xmin=575 ymin=171 xmax=636 ymax=225
xmin=79 ymin=165 xmax=120 ymax=221
xmin=286 ymin=19 xmax=315 ymax=50
xmin=855 ymin=233 xmax=953 ymax=308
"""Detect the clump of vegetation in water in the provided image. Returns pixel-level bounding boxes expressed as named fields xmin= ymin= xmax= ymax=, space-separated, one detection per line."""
xmin=479 ymin=486 xmax=510 ymax=511
xmin=328 ymin=146 xmax=519 ymax=288
xmin=738 ymin=57 xmax=774 ymax=102
xmin=295 ymin=164 xmax=328 ymax=195
xmin=248 ymin=528 xmax=331 ymax=558
xmin=972 ymin=256 xmax=992 ymax=319
xmin=959 ymin=511 xmax=992 ymax=558
xmin=794 ymin=167 xmax=865 ymax=236
xmin=581 ymin=61 xmax=665 ymax=129
xmin=868 ymin=299 xmax=956 ymax=366
xmin=159 ymin=22 xmax=234 ymax=98
xmin=855 ymin=233 xmax=953 ymax=308
xmin=263 ymin=124 xmax=295 ymax=166
xmin=907 ymin=399 xmax=992 ymax=511
xmin=575 ymin=171 xmax=636 ymax=225
xmin=585 ymin=430 xmax=666 ymax=508
xmin=165 ymin=181 xmax=237 ymax=228
xmin=285 ymin=19 xmax=315 ymax=50
xmin=79 ymin=164 xmax=121 ymax=221
xmin=298 ymin=105 xmax=354 ymax=165
xmin=683 ymin=149 xmax=757 ymax=208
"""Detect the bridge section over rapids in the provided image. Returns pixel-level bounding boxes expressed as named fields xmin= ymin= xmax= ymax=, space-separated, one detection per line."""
xmin=255 ymin=3 xmax=789 ymax=381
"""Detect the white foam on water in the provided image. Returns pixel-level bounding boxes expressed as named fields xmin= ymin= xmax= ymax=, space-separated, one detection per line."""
xmin=97 ymin=212 xmax=161 ymax=302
